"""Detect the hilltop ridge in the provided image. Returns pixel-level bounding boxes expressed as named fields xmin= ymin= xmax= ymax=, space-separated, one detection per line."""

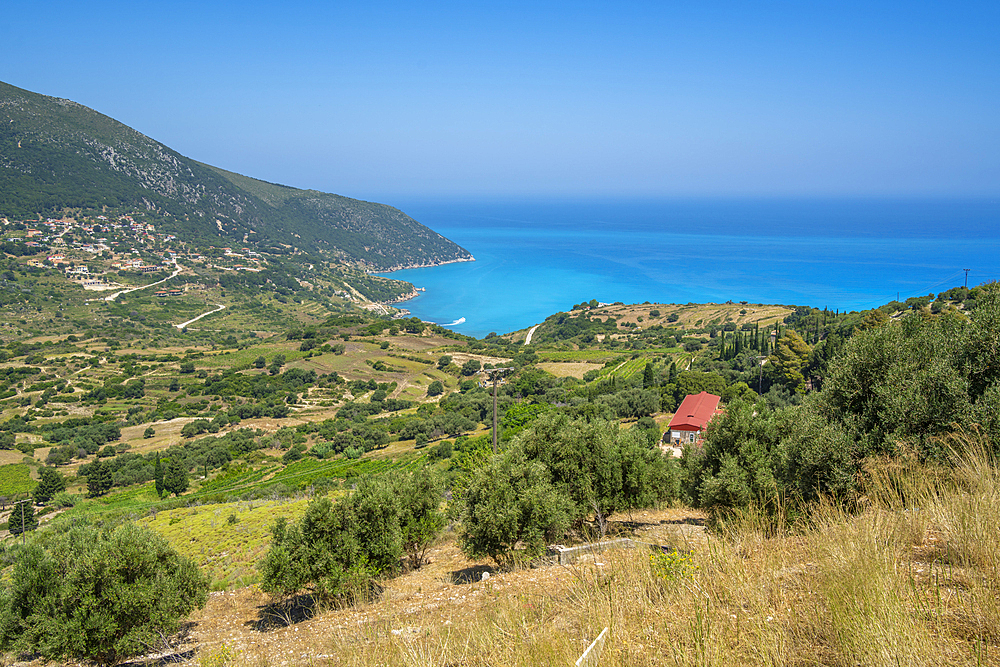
xmin=0 ymin=80 xmax=472 ymax=270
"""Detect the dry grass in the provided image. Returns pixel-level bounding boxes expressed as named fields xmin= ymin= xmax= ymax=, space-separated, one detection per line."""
xmin=536 ymin=362 xmax=601 ymax=379
xmin=160 ymin=435 xmax=1000 ymax=666
xmin=585 ymin=302 xmax=793 ymax=331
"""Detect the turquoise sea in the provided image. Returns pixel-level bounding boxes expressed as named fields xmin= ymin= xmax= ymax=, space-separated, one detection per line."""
xmin=380 ymin=198 xmax=1000 ymax=339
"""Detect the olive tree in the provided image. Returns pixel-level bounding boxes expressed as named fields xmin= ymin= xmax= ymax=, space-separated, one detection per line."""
xmin=261 ymin=470 xmax=446 ymax=602
xmin=0 ymin=523 xmax=208 ymax=667
xmin=458 ymin=452 xmax=573 ymax=569
xmin=398 ymin=467 xmax=446 ymax=570
xmin=515 ymin=413 xmax=675 ymax=536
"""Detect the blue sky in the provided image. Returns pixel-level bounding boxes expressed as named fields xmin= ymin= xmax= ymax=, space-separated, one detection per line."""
xmin=4 ymin=1 xmax=998 ymax=200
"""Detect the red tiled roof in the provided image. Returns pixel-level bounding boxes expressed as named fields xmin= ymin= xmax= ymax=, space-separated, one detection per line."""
xmin=668 ymin=392 xmax=721 ymax=432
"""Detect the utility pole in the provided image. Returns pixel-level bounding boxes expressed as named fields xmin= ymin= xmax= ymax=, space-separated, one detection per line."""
xmin=484 ymin=367 xmax=514 ymax=453
xmin=964 ymin=268 xmax=971 ymax=289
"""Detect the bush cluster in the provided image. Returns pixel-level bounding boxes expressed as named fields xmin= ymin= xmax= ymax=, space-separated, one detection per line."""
xmin=260 ymin=468 xmax=445 ymax=602
xmin=0 ymin=523 xmax=208 ymax=666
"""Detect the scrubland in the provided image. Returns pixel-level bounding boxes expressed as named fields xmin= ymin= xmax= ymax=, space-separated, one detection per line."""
xmin=178 ymin=433 xmax=1000 ymax=667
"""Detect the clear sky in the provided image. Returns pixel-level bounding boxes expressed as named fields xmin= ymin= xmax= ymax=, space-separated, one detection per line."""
xmin=4 ymin=0 xmax=998 ymax=201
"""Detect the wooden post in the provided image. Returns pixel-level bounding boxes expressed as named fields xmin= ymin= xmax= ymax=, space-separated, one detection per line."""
xmin=484 ymin=367 xmax=513 ymax=454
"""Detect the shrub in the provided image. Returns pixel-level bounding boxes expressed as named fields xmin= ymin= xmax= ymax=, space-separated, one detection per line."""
xmin=650 ymin=548 xmax=697 ymax=586
xmin=260 ymin=470 xmax=445 ymax=600
xmin=458 ymin=452 xmax=573 ymax=570
xmin=428 ymin=440 xmax=453 ymax=460
xmin=52 ymin=491 xmax=77 ymax=508
xmin=0 ymin=523 xmax=208 ymax=667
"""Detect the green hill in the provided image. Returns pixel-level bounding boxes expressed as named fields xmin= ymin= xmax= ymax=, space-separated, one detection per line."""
xmin=0 ymin=81 xmax=472 ymax=270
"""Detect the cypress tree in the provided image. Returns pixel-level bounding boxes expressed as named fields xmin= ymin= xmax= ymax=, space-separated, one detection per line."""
xmin=642 ymin=362 xmax=656 ymax=389
xmin=8 ymin=499 xmax=37 ymax=535
xmin=86 ymin=459 xmax=113 ymax=498
xmin=154 ymin=456 xmax=164 ymax=498
xmin=33 ymin=467 xmax=66 ymax=504
xmin=163 ymin=458 xmax=189 ymax=497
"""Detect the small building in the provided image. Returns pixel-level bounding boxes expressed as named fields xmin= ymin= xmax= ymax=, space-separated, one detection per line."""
xmin=666 ymin=392 xmax=722 ymax=446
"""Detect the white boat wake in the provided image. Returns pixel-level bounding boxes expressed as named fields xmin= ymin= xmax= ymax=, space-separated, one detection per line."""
xmin=441 ymin=317 xmax=466 ymax=327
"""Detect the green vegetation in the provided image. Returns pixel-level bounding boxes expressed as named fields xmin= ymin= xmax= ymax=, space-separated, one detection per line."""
xmin=6 ymin=499 xmax=37 ymax=535
xmin=32 ymin=467 xmax=65 ymax=504
xmin=0 ymin=81 xmax=472 ymax=271
xmin=516 ymin=414 xmax=675 ymax=536
xmin=459 ymin=453 xmax=574 ymax=569
xmin=260 ymin=468 xmax=445 ymax=602
xmin=0 ymin=464 xmax=35 ymax=497
xmin=0 ymin=150 xmax=998 ymax=666
xmin=140 ymin=498 xmax=312 ymax=589
xmin=0 ymin=523 xmax=208 ymax=666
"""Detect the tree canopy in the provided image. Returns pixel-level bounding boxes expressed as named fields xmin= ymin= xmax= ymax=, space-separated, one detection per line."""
xmin=0 ymin=523 xmax=208 ymax=667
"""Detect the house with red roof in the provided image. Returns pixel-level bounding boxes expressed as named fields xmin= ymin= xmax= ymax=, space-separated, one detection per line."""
xmin=666 ymin=392 xmax=722 ymax=446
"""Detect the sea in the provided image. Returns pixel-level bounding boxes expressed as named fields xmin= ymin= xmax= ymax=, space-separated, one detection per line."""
xmin=378 ymin=198 xmax=1000 ymax=339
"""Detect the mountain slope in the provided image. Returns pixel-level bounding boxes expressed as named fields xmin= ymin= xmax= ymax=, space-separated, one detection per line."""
xmin=0 ymin=81 xmax=471 ymax=270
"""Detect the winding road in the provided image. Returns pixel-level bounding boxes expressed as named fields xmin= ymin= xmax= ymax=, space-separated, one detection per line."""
xmin=525 ymin=324 xmax=540 ymax=345
xmin=102 ymin=261 xmax=182 ymax=302
xmin=176 ymin=303 xmax=226 ymax=329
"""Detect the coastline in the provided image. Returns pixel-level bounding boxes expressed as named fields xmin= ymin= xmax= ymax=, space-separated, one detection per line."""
xmin=383 ymin=289 xmax=421 ymax=305
xmin=377 ymin=255 xmax=475 ymax=274
xmin=376 ymin=255 xmax=476 ymax=306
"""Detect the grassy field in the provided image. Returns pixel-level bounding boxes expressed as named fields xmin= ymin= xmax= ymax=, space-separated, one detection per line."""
xmin=589 ymin=301 xmax=793 ymax=331
xmin=170 ymin=436 xmax=1000 ymax=667
xmin=537 ymin=362 xmax=600 ymax=379
xmin=0 ymin=463 xmax=36 ymax=497
xmin=138 ymin=497 xmax=315 ymax=589
xmin=536 ymin=350 xmax=621 ymax=363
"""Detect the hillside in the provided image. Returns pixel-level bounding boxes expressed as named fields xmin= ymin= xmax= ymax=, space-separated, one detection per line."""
xmin=1 ymin=278 xmax=997 ymax=665
xmin=0 ymin=81 xmax=472 ymax=270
